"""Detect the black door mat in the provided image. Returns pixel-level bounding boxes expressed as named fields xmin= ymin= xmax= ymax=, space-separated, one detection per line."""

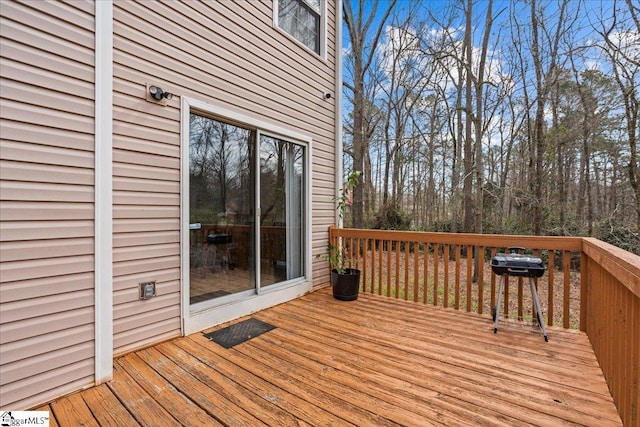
xmin=190 ymin=290 xmax=230 ymax=304
xmin=204 ymin=318 xmax=276 ymax=349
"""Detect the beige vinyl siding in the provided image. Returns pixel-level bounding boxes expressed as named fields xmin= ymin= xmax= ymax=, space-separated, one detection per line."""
xmin=0 ymin=0 xmax=96 ymax=410
xmin=111 ymin=10 xmax=183 ymax=351
xmin=111 ymin=0 xmax=337 ymax=351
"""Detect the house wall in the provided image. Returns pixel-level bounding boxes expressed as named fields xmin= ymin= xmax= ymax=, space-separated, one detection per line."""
xmin=0 ymin=0 xmax=338 ymax=409
xmin=111 ymin=0 xmax=338 ymax=355
xmin=0 ymin=0 xmax=97 ymax=410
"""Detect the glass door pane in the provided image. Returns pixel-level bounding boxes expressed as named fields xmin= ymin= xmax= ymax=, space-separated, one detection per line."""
xmin=259 ymin=135 xmax=305 ymax=287
xmin=188 ymin=113 xmax=255 ymax=305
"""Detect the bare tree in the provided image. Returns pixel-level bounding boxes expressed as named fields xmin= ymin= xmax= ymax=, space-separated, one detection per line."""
xmin=338 ymin=0 xmax=639 ymax=253
xmin=424 ymin=5 xmax=465 ymax=233
xmin=473 ymin=0 xmax=503 ymax=237
xmin=344 ymin=0 xmax=398 ymax=228
xmin=529 ymin=0 xmax=574 ymax=234
xmin=596 ymin=0 xmax=640 ymax=232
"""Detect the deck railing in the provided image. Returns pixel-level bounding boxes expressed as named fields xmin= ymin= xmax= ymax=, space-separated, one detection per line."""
xmin=328 ymin=227 xmax=639 ymax=426
xmin=581 ymin=237 xmax=639 ymax=427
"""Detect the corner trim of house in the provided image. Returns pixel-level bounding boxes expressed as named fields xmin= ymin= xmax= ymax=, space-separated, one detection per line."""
xmin=180 ymin=96 xmax=190 ymax=335
xmin=335 ymin=0 xmax=344 ymax=225
xmin=94 ymin=0 xmax=114 ymax=384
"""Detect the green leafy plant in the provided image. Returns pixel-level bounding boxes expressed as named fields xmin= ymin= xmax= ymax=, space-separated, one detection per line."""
xmin=318 ymin=170 xmax=361 ymax=274
xmin=323 ymin=242 xmax=345 ymax=273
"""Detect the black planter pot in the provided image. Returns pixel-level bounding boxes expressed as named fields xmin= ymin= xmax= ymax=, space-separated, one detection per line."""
xmin=331 ymin=268 xmax=361 ymax=301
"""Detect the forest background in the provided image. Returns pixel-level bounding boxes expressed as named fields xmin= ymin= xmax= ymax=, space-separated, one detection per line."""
xmin=341 ymin=0 xmax=640 ymax=255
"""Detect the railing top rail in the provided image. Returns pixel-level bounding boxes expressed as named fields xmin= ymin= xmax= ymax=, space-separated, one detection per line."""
xmin=582 ymin=237 xmax=640 ymax=298
xmin=329 ymin=227 xmax=583 ymax=252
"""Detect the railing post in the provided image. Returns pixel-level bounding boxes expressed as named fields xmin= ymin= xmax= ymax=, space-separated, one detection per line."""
xmin=580 ymin=250 xmax=588 ymax=332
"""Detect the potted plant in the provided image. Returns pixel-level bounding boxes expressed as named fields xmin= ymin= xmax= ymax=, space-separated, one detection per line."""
xmin=321 ymin=170 xmax=362 ymax=300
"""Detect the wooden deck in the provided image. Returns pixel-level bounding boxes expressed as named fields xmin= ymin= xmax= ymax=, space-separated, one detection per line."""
xmin=40 ymin=289 xmax=621 ymax=426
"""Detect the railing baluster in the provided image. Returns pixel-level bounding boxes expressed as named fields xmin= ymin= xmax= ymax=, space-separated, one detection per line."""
xmin=378 ymin=239 xmax=384 ymax=296
xmin=490 ymin=247 xmax=497 ymax=311
xmin=362 ymin=238 xmax=368 ymax=293
xmin=357 ymin=237 xmax=362 ymax=291
xmin=404 ymin=242 xmax=410 ymax=300
xmin=579 ymin=251 xmax=588 ymax=331
xmin=433 ymin=244 xmax=439 ymax=306
xmin=533 ymin=249 xmax=540 ymax=323
xmin=478 ymin=246 xmax=485 ymax=315
xmin=414 ymin=242 xmax=419 ymax=303
xmin=548 ymin=250 xmax=555 ymax=326
xmin=423 ymin=243 xmax=429 ymax=304
xmin=345 ymin=237 xmax=358 ymax=268
xmin=395 ymin=240 xmax=400 ymax=299
xmin=443 ymin=244 xmax=450 ymax=308
xmin=454 ymin=245 xmax=461 ymax=310
xmin=371 ymin=238 xmax=376 ymax=294
xmin=386 ymin=241 xmax=392 ymax=297
xmin=504 ymin=276 xmax=510 ymax=318
xmin=518 ymin=276 xmax=524 ymax=321
xmin=466 ymin=246 xmax=473 ymax=312
xmin=563 ymin=251 xmax=571 ymax=328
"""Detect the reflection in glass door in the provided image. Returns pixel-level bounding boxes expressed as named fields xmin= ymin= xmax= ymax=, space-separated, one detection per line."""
xmin=188 ymin=114 xmax=255 ymax=305
xmin=259 ymin=135 xmax=305 ymax=287
xmin=188 ymin=113 xmax=307 ymax=307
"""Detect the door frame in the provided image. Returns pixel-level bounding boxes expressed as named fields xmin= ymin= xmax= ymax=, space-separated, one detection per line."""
xmin=180 ymin=97 xmax=313 ymax=335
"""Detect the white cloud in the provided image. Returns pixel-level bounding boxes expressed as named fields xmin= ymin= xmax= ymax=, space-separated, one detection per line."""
xmin=608 ymin=30 xmax=640 ymax=63
xmin=583 ymin=59 xmax=603 ymax=71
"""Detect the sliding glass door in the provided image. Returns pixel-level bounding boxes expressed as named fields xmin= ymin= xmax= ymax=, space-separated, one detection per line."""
xmin=188 ymin=112 xmax=306 ymax=307
xmin=259 ymin=135 xmax=305 ymax=287
xmin=188 ymin=114 xmax=255 ymax=304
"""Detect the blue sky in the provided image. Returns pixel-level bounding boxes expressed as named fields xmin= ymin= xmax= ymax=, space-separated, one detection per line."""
xmin=342 ymin=0 xmax=619 ymax=62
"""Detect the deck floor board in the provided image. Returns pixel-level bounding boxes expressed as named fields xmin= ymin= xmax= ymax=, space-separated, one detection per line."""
xmin=80 ymin=384 xmax=140 ymax=427
xmin=44 ymin=288 xmax=621 ymax=426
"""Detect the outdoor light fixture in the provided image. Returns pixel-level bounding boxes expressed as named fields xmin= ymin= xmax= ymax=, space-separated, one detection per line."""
xmin=149 ymin=85 xmax=173 ymax=101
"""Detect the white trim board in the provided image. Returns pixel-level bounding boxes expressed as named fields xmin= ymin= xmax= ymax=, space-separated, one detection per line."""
xmin=335 ymin=0 xmax=343 ymax=225
xmin=184 ymin=282 xmax=311 ymax=335
xmin=180 ymin=97 xmax=313 ymax=335
xmin=94 ymin=0 xmax=114 ymax=384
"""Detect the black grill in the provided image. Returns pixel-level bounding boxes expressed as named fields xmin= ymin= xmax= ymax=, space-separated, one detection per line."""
xmin=491 ymin=253 xmax=546 ymax=278
xmin=491 ymin=250 xmax=548 ymax=341
xmin=207 ymin=233 xmax=232 ymax=245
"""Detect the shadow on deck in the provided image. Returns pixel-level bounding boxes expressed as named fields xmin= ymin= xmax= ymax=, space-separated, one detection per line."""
xmin=40 ymin=288 xmax=621 ymax=426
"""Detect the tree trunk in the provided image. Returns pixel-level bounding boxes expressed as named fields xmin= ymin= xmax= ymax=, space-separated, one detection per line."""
xmin=343 ymin=0 xmax=397 ymax=228
xmin=463 ymin=0 xmax=474 ymax=234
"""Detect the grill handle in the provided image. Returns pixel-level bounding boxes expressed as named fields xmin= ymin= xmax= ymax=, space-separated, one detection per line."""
xmin=507 ymin=267 xmax=529 ymax=274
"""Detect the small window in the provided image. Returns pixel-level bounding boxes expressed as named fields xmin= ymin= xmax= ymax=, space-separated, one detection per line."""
xmin=277 ymin=0 xmax=323 ymax=56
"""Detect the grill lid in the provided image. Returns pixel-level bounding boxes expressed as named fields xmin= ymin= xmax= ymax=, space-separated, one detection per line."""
xmin=491 ymin=253 xmax=546 ymax=277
